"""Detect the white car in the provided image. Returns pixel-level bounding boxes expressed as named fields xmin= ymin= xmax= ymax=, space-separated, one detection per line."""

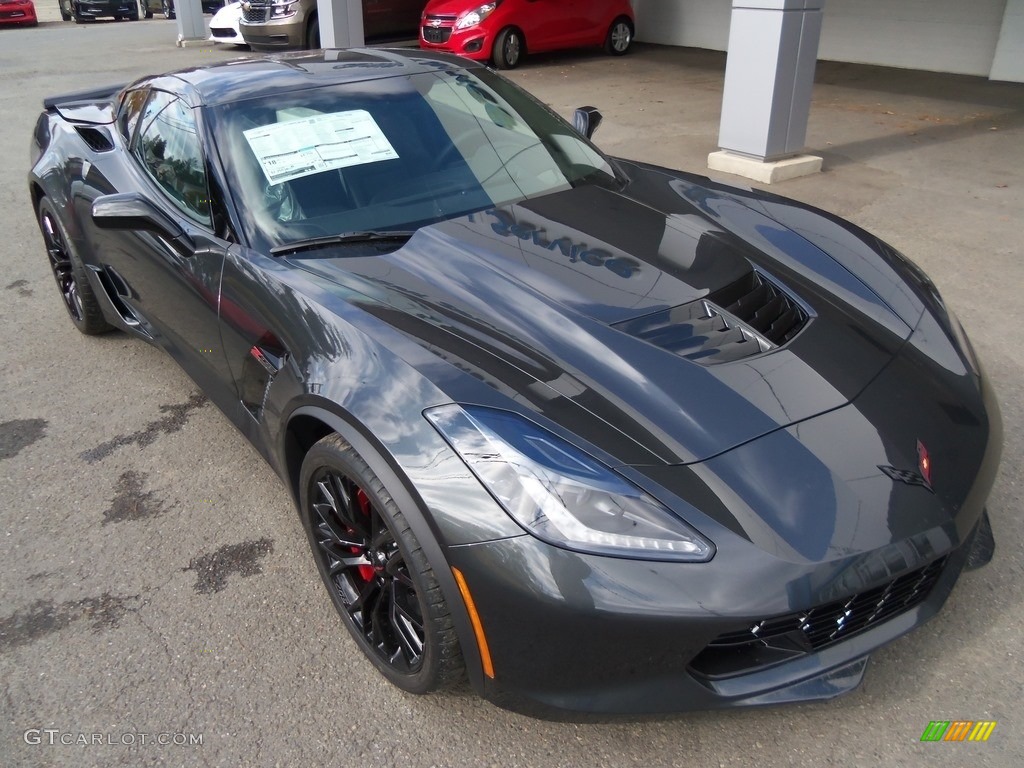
xmin=208 ymin=0 xmax=244 ymax=45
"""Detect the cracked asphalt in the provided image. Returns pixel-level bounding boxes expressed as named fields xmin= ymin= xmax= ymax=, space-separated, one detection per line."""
xmin=2 ymin=11 xmax=1023 ymax=768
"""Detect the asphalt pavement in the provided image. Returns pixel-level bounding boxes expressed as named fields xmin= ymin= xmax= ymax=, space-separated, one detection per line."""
xmin=2 ymin=12 xmax=1023 ymax=768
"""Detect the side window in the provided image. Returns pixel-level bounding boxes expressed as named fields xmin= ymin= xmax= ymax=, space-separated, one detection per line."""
xmin=118 ymin=88 xmax=149 ymax=144
xmin=134 ymin=91 xmax=212 ymax=227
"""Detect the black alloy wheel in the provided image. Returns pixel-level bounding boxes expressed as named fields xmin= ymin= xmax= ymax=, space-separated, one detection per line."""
xmin=493 ymin=27 xmax=523 ymax=69
xmin=37 ymin=199 xmax=111 ymax=335
xmin=299 ymin=435 xmax=464 ymax=693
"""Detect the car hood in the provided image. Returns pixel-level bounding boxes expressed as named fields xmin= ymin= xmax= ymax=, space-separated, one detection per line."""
xmin=293 ymin=175 xmax=912 ymax=465
xmin=423 ymin=0 xmax=478 ymax=16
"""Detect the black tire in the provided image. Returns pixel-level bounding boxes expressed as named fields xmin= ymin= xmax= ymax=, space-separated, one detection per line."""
xmin=144 ymin=3 xmax=153 ymax=17
xmin=60 ymin=6 xmax=72 ymax=20
xmin=305 ymin=14 xmax=320 ymax=50
xmin=162 ymin=0 xmax=174 ymax=19
xmin=492 ymin=27 xmax=523 ymax=70
xmin=604 ymin=17 xmax=633 ymax=56
xmin=37 ymin=198 xmax=113 ymax=335
xmin=299 ymin=434 xmax=464 ymax=694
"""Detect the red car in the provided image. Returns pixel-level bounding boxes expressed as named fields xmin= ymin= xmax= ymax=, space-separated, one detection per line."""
xmin=0 ymin=0 xmax=37 ymax=25
xmin=420 ymin=0 xmax=634 ymax=69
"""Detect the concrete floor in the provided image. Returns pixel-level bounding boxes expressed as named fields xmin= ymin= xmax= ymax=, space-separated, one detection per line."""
xmin=2 ymin=12 xmax=1023 ymax=767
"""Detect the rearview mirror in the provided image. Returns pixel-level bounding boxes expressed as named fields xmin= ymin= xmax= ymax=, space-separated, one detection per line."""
xmin=573 ymin=106 xmax=603 ymax=140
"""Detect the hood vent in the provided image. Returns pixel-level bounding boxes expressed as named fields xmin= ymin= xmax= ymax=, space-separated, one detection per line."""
xmin=613 ymin=271 xmax=807 ymax=365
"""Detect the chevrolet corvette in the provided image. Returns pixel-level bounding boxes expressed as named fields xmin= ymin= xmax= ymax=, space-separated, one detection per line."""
xmin=27 ymin=49 xmax=1001 ymax=717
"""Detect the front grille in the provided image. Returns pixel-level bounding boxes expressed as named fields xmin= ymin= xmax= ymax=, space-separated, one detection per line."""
xmin=242 ymin=6 xmax=268 ymax=23
xmin=690 ymin=556 xmax=948 ymax=678
xmin=422 ymin=25 xmax=452 ymax=44
xmin=612 ymin=270 xmax=807 ymax=365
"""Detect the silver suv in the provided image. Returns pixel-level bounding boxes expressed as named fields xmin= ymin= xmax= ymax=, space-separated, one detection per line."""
xmin=240 ymin=0 xmax=424 ymax=51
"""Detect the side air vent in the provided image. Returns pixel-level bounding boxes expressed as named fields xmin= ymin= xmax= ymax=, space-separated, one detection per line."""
xmin=613 ymin=271 xmax=807 ymax=365
xmin=75 ymin=126 xmax=115 ymax=153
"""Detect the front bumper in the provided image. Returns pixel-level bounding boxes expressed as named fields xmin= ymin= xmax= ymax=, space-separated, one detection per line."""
xmin=448 ymin=507 xmax=993 ymax=717
xmin=210 ymin=25 xmax=244 ymax=44
xmin=73 ymin=0 xmax=135 ymax=17
xmin=419 ymin=20 xmax=492 ymax=62
xmin=240 ymin=14 xmax=307 ymax=50
xmin=0 ymin=5 xmax=36 ymax=24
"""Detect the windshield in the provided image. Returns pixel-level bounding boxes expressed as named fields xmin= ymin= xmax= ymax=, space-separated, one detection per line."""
xmin=208 ymin=67 xmax=620 ymax=254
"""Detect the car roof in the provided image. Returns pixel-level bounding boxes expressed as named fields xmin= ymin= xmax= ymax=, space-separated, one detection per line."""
xmin=161 ymin=49 xmax=484 ymax=108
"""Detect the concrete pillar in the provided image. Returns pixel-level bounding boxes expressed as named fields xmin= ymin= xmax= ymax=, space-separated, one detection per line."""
xmin=991 ymin=0 xmax=1024 ymax=83
xmin=174 ymin=0 xmax=206 ymax=45
xmin=708 ymin=0 xmax=825 ymax=184
xmin=317 ymin=0 xmax=365 ymax=48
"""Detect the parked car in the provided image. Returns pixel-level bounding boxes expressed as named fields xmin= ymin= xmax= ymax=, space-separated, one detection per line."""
xmin=0 ymin=0 xmax=37 ymax=25
xmin=208 ymin=0 xmax=243 ymax=43
xmin=420 ymin=0 xmax=634 ymax=68
xmin=240 ymin=0 xmax=423 ymax=51
xmin=66 ymin=0 xmax=141 ymax=21
xmin=29 ymin=49 xmax=1003 ymax=717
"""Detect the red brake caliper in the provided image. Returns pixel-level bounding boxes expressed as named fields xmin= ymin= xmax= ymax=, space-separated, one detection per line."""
xmin=355 ymin=488 xmax=375 ymax=582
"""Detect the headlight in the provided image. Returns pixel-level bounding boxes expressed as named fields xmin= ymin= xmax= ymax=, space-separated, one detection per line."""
xmin=426 ymin=405 xmax=714 ymax=562
xmin=270 ymin=0 xmax=297 ymax=18
xmin=456 ymin=1 xmax=499 ymax=30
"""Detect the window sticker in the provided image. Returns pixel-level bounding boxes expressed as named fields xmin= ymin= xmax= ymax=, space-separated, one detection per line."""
xmin=243 ymin=109 xmax=399 ymax=185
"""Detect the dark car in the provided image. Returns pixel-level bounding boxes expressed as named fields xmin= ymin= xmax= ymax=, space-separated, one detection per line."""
xmin=66 ymin=0 xmax=142 ymax=21
xmin=27 ymin=50 xmax=1001 ymax=718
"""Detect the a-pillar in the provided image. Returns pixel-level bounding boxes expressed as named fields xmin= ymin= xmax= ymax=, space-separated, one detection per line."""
xmin=708 ymin=0 xmax=825 ymax=184
xmin=317 ymin=0 xmax=366 ymax=48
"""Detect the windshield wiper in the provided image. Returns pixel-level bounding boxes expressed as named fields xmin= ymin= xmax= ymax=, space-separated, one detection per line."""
xmin=270 ymin=230 xmax=416 ymax=256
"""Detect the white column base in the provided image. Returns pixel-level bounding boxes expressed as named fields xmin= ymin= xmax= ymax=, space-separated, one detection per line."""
xmin=707 ymin=151 xmax=823 ymax=184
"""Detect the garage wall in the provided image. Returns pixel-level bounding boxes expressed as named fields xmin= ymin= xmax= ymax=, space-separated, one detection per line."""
xmin=631 ymin=0 xmax=1018 ymax=80
xmin=632 ymin=0 xmax=733 ymax=51
xmin=820 ymin=0 xmax=1008 ymax=77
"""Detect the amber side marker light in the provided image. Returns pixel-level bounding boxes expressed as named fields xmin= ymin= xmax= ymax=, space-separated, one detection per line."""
xmin=451 ymin=566 xmax=495 ymax=679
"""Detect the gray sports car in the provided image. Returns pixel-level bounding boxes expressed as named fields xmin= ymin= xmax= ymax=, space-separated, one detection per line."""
xmin=28 ymin=49 xmax=1001 ymax=717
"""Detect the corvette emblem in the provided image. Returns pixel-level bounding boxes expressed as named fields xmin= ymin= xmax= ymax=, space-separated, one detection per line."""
xmin=430 ymin=19 xmax=442 ymax=26
xmin=879 ymin=440 xmax=933 ymax=491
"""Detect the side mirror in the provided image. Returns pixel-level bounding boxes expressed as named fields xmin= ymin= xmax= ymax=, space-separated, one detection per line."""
xmin=92 ymin=192 xmax=195 ymax=255
xmin=573 ymin=106 xmax=603 ymax=140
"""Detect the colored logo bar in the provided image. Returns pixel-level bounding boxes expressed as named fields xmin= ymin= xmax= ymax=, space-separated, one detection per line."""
xmin=921 ymin=721 xmax=997 ymax=742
